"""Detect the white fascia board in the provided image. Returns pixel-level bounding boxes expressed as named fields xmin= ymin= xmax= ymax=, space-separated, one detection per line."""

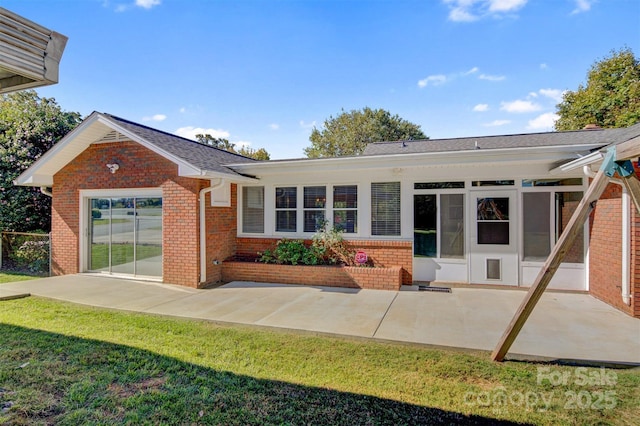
xmin=15 ymin=113 xmax=110 ymax=186
xmin=549 ymin=151 xmax=605 ymax=175
xmin=226 ymin=144 xmax=604 ymax=176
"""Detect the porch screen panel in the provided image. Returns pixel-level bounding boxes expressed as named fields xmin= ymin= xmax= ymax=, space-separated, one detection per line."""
xmin=242 ymin=186 xmax=264 ymax=233
xmin=413 ymin=194 xmax=436 ymax=257
xmin=557 ymin=192 xmax=584 ymax=264
xmin=440 ymin=194 xmax=465 ymax=258
xmin=477 ymin=197 xmax=509 ymax=245
xmin=371 ymin=182 xmax=401 ymax=236
xmin=523 ymin=192 xmax=551 ymax=261
xmin=275 ymin=187 xmax=297 ymax=232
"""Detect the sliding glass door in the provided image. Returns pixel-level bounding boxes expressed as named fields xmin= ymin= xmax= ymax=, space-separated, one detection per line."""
xmin=88 ymin=197 xmax=162 ymax=278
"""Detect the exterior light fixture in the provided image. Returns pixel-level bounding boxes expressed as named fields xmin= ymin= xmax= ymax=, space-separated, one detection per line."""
xmin=106 ymin=163 xmax=119 ymax=174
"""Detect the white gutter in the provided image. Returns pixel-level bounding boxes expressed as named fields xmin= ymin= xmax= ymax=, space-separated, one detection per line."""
xmin=583 ymin=166 xmax=631 ymax=305
xmin=40 ymin=187 xmax=52 ymax=197
xmin=199 ymin=179 xmax=225 ymax=284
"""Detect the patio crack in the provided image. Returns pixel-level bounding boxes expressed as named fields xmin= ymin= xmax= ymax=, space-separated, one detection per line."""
xmin=372 ymin=292 xmax=398 ymax=338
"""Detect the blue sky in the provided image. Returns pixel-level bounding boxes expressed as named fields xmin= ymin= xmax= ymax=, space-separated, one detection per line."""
xmin=4 ymin=0 xmax=640 ymax=159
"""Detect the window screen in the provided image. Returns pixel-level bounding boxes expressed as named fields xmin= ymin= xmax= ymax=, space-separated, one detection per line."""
xmin=371 ymin=182 xmax=401 ymax=236
xmin=242 ymin=186 xmax=264 ymax=233
xmin=333 ymin=185 xmax=357 ymax=233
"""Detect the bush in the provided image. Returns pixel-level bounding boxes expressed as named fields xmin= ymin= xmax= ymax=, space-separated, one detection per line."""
xmin=9 ymin=239 xmax=49 ymax=273
xmin=91 ymin=208 xmax=102 ymax=219
xmin=259 ymin=239 xmax=325 ymax=265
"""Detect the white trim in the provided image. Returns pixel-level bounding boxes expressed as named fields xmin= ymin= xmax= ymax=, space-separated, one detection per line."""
xmin=79 ymin=188 xmax=162 ymax=276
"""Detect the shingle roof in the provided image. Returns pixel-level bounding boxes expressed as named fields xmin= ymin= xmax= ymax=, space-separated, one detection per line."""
xmin=102 ymin=113 xmax=257 ymax=176
xmin=361 ymin=124 xmax=640 ymax=156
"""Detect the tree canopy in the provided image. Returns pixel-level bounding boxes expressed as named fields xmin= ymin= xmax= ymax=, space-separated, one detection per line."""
xmin=195 ymin=134 xmax=270 ymax=161
xmin=0 ymin=91 xmax=81 ymax=232
xmin=304 ymin=107 xmax=427 ymax=158
xmin=555 ymin=48 xmax=640 ymax=131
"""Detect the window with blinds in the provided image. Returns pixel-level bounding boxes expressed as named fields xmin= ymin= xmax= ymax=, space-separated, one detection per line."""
xmin=276 ymin=187 xmax=297 ymax=232
xmin=371 ymin=182 xmax=401 ymax=236
xmin=333 ymin=185 xmax=357 ymax=233
xmin=242 ymin=186 xmax=264 ymax=233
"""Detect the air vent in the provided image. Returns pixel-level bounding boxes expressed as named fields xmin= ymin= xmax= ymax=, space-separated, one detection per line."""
xmin=486 ymin=258 xmax=501 ymax=280
xmin=95 ymin=130 xmax=128 ymax=143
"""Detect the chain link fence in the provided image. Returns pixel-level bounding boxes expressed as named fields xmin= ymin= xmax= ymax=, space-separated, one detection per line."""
xmin=0 ymin=231 xmax=51 ymax=276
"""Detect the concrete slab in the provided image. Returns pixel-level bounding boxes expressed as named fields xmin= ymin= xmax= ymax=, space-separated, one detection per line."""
xmin=1 ymin=275 xmax=638 ymax=364
xmin=0 ymin=286 xmax=30 ymax=301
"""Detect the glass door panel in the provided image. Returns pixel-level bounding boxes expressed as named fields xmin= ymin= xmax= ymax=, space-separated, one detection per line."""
xmin=110 ymin=198 xmax=135 ymax=274
xmin=135 ymin=198 xmax=163 ymax=277
xmin=89 ymin=198 xmax=110 ymax=272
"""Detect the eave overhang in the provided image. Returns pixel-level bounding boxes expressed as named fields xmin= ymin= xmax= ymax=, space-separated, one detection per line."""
xmin=0 ymin=7 xmax=68 ymax=93
xmin=226 ymin=144 xmax=605 ymax=177
xmin=15 ymin=112 xmax=254 ymax=187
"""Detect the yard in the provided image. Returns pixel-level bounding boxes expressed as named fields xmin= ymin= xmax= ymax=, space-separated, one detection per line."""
xmin=0 ymin=274 xmax=638 ymax=425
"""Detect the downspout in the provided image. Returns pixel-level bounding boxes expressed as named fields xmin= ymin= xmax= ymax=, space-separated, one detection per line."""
xmin=40 ymin=187 xmax=53 ymax=277
xmin=583 ymin=166 xmax=631 ymax=305
xmin=199 ymin=179 xmax=225 ymax=284
xmin=40 ymin=187 xmax=53 ymax=197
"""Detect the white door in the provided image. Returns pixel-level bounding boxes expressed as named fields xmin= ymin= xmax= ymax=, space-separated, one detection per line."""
xmin=469 ymin=190 xmax=518 ymax=285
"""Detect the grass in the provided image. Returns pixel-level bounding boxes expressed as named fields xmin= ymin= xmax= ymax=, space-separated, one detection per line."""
xmin=0 ymin=298 xmax=638 ymax=425
xmin=90 ymin=244 xmax=162 ymax=271
xmin=0 ymin=272 xmax=38 ymax=284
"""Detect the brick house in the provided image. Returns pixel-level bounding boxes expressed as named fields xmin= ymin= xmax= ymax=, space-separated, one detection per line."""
xmin=15 ymin=112 xmax=640 ymax=317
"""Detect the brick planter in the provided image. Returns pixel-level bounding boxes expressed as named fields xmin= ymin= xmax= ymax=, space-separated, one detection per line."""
xmin=222 ymin=261 xmax=403 ymax=291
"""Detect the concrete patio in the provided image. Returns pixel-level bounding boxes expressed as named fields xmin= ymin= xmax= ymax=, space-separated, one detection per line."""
xmin=1 ymin=274 xmax=638 ymax=364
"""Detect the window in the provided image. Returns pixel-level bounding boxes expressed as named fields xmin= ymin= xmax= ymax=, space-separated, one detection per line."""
xmin=242 ymin=186 xmax=264 ymax=233
xmin=414 ymin=182 xmax=465 ymax=190
xmin=521 ymin=191 xmax=584 ymax=263
xmin=333 ymin=185 xmax=357 ymax=233
xmin=472 ymin=180 xmax=514 ymax=187
xmin=413 ymin=193 xmax=464 ymax=258
xmin=304 ymin=186 xmax=326 ymax=232
xmin=275 ymin=187 xmax=297 ymax=232
xmin=522 ymin=178 xmax=583 ymax=187
xmin=371 ymin=182 xmax=400 ymax=236
xmin=477 ymin=197 xmax=509 ymax=245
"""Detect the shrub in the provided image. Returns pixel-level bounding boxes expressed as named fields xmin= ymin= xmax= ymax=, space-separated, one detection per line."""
xmin=311 ymin=222 xmax=356 ymax=266
xmin=9 ymin=239 xmax=49 ymax=273
xmin=259 ymin=239 xmax=326 ymax=266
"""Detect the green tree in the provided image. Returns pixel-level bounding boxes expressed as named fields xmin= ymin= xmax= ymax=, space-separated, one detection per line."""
xmin=195 ymin=134 xmax=270 ymax=160
xmin=555 ymin=48 xmax=640 ymax=130
xmin=304 ymin=107 xmax=427 ymax=158
xmin=0 ymin=91 xmax=81 ymax=232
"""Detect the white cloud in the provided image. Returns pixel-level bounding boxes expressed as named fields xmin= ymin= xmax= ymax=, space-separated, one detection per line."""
xmin=234 ymin=140 xmax=252 ymax=149
xmin=443 ymin=0 xmax=528 ymax=22
xmin=484 ymin=119 xmax=511 ymax=127
xmin=540 ymin=63 xmax=548 ymax=70
xmin=479 ymin=73 xmax=506 ymax=82
xmin=418 ymin=74 xmax=448 ymax=88
xmin=268 ymin=123 xmax=280 ymax=130
xmin=538 ymin=88 xmax=564 ymax=103
xmin=500 ymin=99 xmax=542 ymax=113
xmin=174 ymin=126 xmax=230 ymax=141
xmin=571 ymin=0 xmax=593 ymax=14
xmin=142 ymin=114 xmax=166 ymax=122
xmin=299 ymin=120 xmax=316 ymax=129
xmin=464 ymin=67 xmax=479 ymax=75
xmin=473 ymin=104 xmax=489 ymax=112
xmin=488 ymin=0 xmax=527 ymax=12
xmin=528 ymin=92 xmax=538 ymax=98
xmin=527 ymin=112 xmax=559 ymax=130
xmin=136 ymin=0 xmax=161 ymax=9
xmin=179 ymin=107 xmax=186 ymax=113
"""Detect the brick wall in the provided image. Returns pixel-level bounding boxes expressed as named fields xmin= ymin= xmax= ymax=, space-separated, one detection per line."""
xmin=588 ymin=170 xmax=639 ymax=318
xmin=203 ymin=184 xmax=237 ymax=283
xmin=235 ymin=237 xmax=413 ymax=284
xmin=222 ymin=261 xmax=402 ymax=290
xmin=52 ymin=141 xmax=229 ymax=288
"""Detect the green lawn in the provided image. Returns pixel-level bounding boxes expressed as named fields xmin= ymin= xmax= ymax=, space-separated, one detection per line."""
xmin=0 ymin=297 xmax=638 ymax=424
xmin=0 ymin=272 xmax=38 ymax=284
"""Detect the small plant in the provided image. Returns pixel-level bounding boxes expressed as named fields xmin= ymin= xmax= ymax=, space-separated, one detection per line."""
xmin=258 ymin=239 xmax=325 ymax=265
xmin=91 ymin=208 xmax=102 ymax=219
xmin=311 ymin=222 xmax=356 ymax=266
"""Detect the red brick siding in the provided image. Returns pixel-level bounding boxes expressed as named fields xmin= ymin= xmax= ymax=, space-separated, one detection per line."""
xmin=222 ymin=261 xmax=402 ymax=290
xmin=51 ymin=141 xmax=223 ymax=288
xmin=235 ymin=238 xmax=413 ymax=284
xmin=203 ymin=184 xmax=237 ymax=283
xmin=588 ymin=169 xmax=639 ymax=317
